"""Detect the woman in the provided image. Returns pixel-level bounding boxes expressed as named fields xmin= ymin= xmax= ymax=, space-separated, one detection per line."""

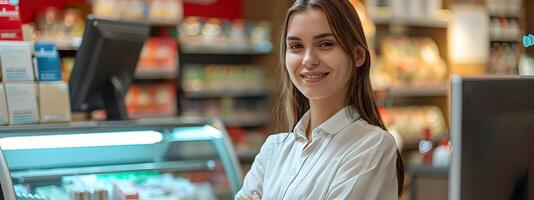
xmin=236 ymin=0 xmax=404 ymax=199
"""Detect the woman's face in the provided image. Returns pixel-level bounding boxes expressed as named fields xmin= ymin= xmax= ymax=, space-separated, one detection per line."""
xmin=285 ymin=8 xmax=354 ymax=101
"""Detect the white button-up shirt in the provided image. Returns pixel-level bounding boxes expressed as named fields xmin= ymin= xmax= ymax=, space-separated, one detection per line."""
xmin=235 ymin=106 xmax=398 ymax=200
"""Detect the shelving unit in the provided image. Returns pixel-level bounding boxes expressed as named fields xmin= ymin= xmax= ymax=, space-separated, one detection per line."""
xmin=486 ymin=0 xmax=524 ymax=74
xmin=183 ymin=88 xmax=271 ymax=99
xmin=176 ymin=15 xmax=273 ymax=128
xmin=177 ymin=52 xmax=272 ymax=127
xmin=367 ymin=3 xmax=451 ymax=149
xmin=134 ymin=70 xmax=177 ymax=80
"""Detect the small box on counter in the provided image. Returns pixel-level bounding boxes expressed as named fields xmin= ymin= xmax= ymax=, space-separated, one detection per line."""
xmin=0 ymin=41 xmax=35 ymax=81
xmin=38 ymin=82 xmax=71 ymax=123
xmin=0 ymin=84 xmax=9 ymax=125
xmin=5 ymin=82 xmax=39 ymax=125
xmin=34 ymin=43 xmax=62 ymax=81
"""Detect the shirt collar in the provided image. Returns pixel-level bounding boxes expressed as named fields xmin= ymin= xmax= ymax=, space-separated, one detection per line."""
xmin=293 ymin=110 xmax=310 ymax=140
xmin=319 ymin=106 xmax=359 ymax=135
xmin=292 ymin=106 xmax=360 ymax=139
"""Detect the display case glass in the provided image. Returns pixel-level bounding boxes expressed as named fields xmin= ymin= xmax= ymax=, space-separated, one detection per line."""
xmin=0 ymin=117 xmax=242 ymax=200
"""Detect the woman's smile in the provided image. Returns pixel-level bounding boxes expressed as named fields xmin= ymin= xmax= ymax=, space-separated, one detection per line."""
xmin=300 ymin=71 xmax=330 ymax=84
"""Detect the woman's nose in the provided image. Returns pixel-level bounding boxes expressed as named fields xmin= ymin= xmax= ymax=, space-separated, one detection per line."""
xmin=302 ymin=49 xmax=320 ymax=69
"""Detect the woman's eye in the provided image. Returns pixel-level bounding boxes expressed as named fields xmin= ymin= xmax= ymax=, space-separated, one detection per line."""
xmin=289 ymin=44 xmax=303 ymax=49
xmin=319 ymin=42 xmax=334 ymax=48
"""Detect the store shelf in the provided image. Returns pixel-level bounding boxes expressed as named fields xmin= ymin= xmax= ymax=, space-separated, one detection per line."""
xmin=386 ymin=83 xmax=448 ymax=97
xmin=490 ymin=37 xmax=520 ymax=43
xmin=134 ymin=70 xmax=177 ymax=80
xmin=369 ymin=7 xmax=451 ymax=28
xmin=38 ymin=37 xmax=82 ymax=51
xmin=10 ymin=160 xmax=215 ymax=183
xmin=180 ymin=46 xmax=271 ymax=55
xmin=138 ymin=21 xmax=179 ymax=28
xmin=488 ymin=11 xmax=521 ymax=18
xmin=183 ymin=89 xmax=271 ymax=98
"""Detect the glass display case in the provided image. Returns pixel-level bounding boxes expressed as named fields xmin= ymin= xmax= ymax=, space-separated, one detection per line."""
xmin=0 ymin=117 xmax=242 ymax=200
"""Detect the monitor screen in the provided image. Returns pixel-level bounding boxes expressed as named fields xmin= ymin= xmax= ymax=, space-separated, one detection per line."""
xmin=449 ymin=76 xmax=534 ymax=200
xmin=69 ymin=16 xmax=150 ymax=120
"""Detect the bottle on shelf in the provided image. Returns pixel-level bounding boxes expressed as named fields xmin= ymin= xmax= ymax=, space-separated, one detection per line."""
xmin=418 ymin=127 xmax=433 ymax=165
xmin=432 ymin=137 xmax=451 ymax=167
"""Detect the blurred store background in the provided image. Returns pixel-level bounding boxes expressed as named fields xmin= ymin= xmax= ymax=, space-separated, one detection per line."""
xmin=8 ymin=0 xmax=534 ymax=199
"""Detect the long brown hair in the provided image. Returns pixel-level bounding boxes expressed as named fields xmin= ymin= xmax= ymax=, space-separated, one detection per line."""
xmin=276 ymin=0 xmax=404 ymax=197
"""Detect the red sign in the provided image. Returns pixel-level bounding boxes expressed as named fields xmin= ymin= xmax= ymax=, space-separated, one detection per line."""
xmin=0 ymin=2 xmax=22 ymax=41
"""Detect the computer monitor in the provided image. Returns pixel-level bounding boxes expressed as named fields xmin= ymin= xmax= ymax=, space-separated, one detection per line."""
xmin=69 ymin=16 xmax=150 ymax=120
xmin=449 ymin=76 xmax=534 ymax=200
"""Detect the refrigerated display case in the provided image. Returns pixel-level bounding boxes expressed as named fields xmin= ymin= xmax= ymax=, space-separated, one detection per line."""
xmin=0 ymin=117 xmax=242 ymax=200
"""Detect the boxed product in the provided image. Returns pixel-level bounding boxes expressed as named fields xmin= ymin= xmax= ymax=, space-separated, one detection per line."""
xmin=38 ymin=82 xmax=71 ymax=123
xmin=34 ymin=43 xmax=62 ymax=81
xmin=0 ymin=2 xmax=22 ymax=41
xmin=0 ymin=41 xmax=35 ymax=81
xmin=5 ymin=82 xmax=39 ymax=125
xmin=0 ymin=84 xmax=8 ymax=125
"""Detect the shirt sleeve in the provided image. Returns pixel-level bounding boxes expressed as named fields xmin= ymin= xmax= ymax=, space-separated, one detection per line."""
xmin=235 ymin=135 xmax=274 ymax=199
xmin=325 ymin=132 xmax=399 ymax=200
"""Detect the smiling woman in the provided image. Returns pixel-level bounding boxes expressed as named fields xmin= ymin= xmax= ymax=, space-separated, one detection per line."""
xmin=236 ymin=0 xmax=404 ymax=199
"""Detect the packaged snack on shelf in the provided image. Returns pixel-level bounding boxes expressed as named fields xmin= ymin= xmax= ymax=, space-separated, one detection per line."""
xmin=5 ymin=82 xmax=39 ymax=125
xmin=35 ymin=7 xmax=84 ymax=50
xmin=147 ymin=0 xmax=183 ymax=24
xmin=200 ymin=18 xmax=226 ymax=49
xmin=179 ymin=17 xmax=272 ymax=53
xmin=375 ymin=36 xmax=447 ymax=86
xmin=126 ymin=82 xmax=176 ymax=118
xmin=227 ymin=19 xmax=248 ymax=50
xmin=182 ymin=64 xmax=268 ymax=93
xmin=179 ymin=17 xmax=204 ymax=48
xmin=489 ymin=42 xmax=520 ymax=74
xmin=486 ymin=0 xmax=522 ymax=16
xmin=93 ymin=0 xmax=121 ymax=20
xmin=120 ymin=0 xmax=145 ymax=20
xmin=34 ymin=43 xmax=62 ymax=81
xmin=38 ymin=82 xmax=71 ymax=123
xmin=0 ymin=1 xmax=23 ymax=41
xmin=249 ymin=20 xmax=273 ymax=53
xmin=94 ymin=0 xmax=184 ymax=23
xmin=0 ymin=41 xmax=35 ymax=81
xmin=136 ymin=37 xmax=177 ymax=76
xmin=380 ymin=106 xmax=447 ymax=146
